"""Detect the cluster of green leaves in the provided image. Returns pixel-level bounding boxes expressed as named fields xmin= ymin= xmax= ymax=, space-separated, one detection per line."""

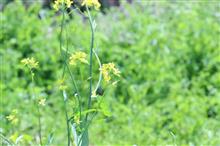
xmin=1 ymin=1 xmax=220 ymax=145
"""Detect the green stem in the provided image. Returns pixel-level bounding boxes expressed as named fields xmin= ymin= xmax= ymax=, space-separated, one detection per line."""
xmin=64 ymin=99 xmax=70 ymax=146
xmin=59 ymin=9 xmax=70 ymax=146
xmin=59 ymin=10 xmax=83 ymax=146
xmin=85 ymin=5 xmax=94 ymax=121
xmin=65 ymin=62 xmax=82 ymax=118
xmin=30 ymin=69 xmax=43 ymax=146
xmin=93 ymin=49 xmax=102 ymax=93
xmin=78 ymin=95 xmax=104 ymax=145
xmin=79 ymin=6 xmax=95 ymax=146
xmin=61 ymin=7 xmax=82 ymax=118
xmin=37 ymin=105 xmax=43 ymax=146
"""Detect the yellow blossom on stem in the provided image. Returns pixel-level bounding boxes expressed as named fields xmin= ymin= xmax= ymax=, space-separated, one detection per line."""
xmin=57 ymin=78 xmax=68 ymax=90
xmin=6 ymin=109 xmax=19 ymax=125
xmin=100 ymin=62 xmax=120 ymax=83
xmin=69 ymin=51 xmax=88 ymax=66
xmin=53 ymin=0 xmax=61 ymax=11
xmin=38 ymin=98 xmax=46 ymax=106
xmin=53 ymin=0 xmax=73 ymax=11
xmin=82 ymin=0 xmax=101 ymax=10
xmin=21 ymin=57 xmax=38 ymax=69
xmin=66 ymin=0 xmax=73 ymax=8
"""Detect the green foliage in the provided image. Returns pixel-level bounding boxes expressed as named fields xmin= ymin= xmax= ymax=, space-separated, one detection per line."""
xmin=1 ymin=1 xmax=220 ymax=145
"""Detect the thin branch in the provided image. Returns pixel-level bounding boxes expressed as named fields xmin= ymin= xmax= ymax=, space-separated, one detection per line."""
xmin=85 ymin=5 xmax=94 ymax=121
xmin=59 ymin=8 xmax=70 ymax=146
xmin=93 ymin=49 xmax=102 ymax=93
xmin=30 ymin=69 xmax=43 ymax=146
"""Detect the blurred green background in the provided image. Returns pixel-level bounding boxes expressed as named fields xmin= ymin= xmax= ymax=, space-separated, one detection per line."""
xmin=1 ymin=0 xmax=220 ymax=145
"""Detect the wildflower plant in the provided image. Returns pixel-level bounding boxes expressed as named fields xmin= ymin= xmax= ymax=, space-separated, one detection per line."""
xmin=3 ymin=0 xmax=120 ymax=145
xmin=69 ymin=51 xmax=89 ymax=66
xmin=21 ymin=57 xmax=39 ymax=69
xmin=20 ymin=57 xmax=44 ymax=145
xmin=81 ymin=0 xmax=101 ymax=10
xmin=21 ymin=57 xmax=38 ymax=79
xmin=100 ymin=63 xmax=121 ymax=83
xmin=53 ymin=0 xmax=73 ymax=11
xmin=2 ymin=1 xmax=220 ymax=145
xmin=38 ymin=98 xmax=46 ymax=106
xmin=6 ymin=109 xmax=19 ymax=125
xmin=53 ymin=0 xmax=120 ymax=145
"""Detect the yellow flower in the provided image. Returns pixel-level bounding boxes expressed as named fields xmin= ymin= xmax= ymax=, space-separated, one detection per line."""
xmin=38 ymin=98 xmax=46 ymax=106
xmin=53 ymin=1 xmax=60 ymax=11
xmin=69 ymin=51 xmax=88 ymax=66
xmin=82 ymin=0 xmax=101 ymax=10
xmin=66 ymin=0 xmax=73 ymax=8
xmin=100 ymin=63 xmax=120 ymax=82
xmin=57 ymin=78 xmax=68 ymax=90
xmin=21 ymin=57 xmax=38 ymax=69
xmin=53 ymin=0 xmax=73 ymax=11
xmin=6 ymin=109 xmax=19 ymax=125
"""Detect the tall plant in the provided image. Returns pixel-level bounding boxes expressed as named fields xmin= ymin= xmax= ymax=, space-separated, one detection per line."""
xmin=52 ymin=0 xmax=120 ymax=145
xmin=3 ymin=0 xmax=120 ymax=145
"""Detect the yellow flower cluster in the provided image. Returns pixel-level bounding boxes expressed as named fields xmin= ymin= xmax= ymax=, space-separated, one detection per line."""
xmin=57 ymin=78 xmax=68 ymax=90
xmin=21 ymin=57 xmax=38 ymax=69
xmin=38 ymin=98 xmax=46 ymax=106
xmin=6 ymin=109 xmax=19 ymax=125
xmin=53 ymin=0 xmax=73 ymax=11
xmin=69 ymin=51 xmax=88 ymax=66
xmin=100 ymin=63 xmax=120 ymax=82
xmin=82 ymin=0 xmax=101 ymax=10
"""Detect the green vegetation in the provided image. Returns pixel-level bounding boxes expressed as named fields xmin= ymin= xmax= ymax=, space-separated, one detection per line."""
xmin=1 ymin=1 xmax=220 ymax=145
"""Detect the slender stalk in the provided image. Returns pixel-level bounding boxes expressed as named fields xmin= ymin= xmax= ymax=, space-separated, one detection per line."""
xmin=78 ymin=96 xmax=104 ymax=145
xmin=77 ymin=51 xmax=103 ymax=146
xmin=85 ymin=5 xmax=94 ymax=121
xmin=59 ymin=6 xmax=86 ymax=146
xmin=77 ymin=6 xmax=95 ymax=146
xmin=37 ymin=105 xmax=43 ymax=146
xmin=93 ymin=49 xmax=102 ymax=93
xmin=30 ymin=69 xmax=43 ymax=146
xmin=59 ymin=8 xmax=83 ymax=146
xmin=59 ymin=10 xmax=82 ymax=118
xmin=65 ymin=62 xmax=82 ymax=117
xmin=64 ymin=98 xmax=70 ymax=146
xmin=59 ymin=8 xmax=70 ymax=146
xmin=77 ymin=112 xmax=96 ymax=145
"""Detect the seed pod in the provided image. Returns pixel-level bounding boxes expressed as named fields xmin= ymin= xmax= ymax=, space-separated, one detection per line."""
xmin=96 ymin=86 xmax=104 ymax=96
